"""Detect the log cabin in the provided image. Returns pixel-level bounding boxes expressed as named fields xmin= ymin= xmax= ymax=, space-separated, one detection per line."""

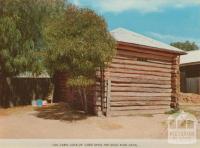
xmin=180 ymin=50 xmax=200 ymax=94
xmin=55 ymin=28 xmax=186 ymax=116
xmin=94 ymin=28 xmax=186 ymax=116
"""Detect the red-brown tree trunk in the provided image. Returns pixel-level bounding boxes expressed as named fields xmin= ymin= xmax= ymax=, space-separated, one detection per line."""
xmin=53 ymin=71 xmax=73 ymax=103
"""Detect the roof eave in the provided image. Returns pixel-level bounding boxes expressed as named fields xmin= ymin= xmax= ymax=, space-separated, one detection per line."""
xmin=117 ymin=41 xmax=187 ymax=55
xmin=180 ymin=61 xmax=200 ymax=67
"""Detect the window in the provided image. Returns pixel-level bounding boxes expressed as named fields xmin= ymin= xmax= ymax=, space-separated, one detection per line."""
xmin=137 ymin=57 xmax=147 ymax=62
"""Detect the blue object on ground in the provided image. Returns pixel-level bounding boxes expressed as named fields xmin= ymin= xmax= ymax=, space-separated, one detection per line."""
xmin=32 ymin=100 xmax=37 ymax=107
xmin=36 ymin=99 xmax=43 ymax=107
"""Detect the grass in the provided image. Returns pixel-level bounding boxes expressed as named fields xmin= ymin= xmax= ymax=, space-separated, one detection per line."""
xmin=165 ymin=108 xmax=180 ymax=115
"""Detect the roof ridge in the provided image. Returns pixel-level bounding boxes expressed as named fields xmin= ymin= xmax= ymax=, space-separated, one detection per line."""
xmin=110 ymin=27 xmax=185 ymax=54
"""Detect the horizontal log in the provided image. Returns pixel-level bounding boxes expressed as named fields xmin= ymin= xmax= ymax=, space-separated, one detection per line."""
xmin=115 ymin=56 xmax=172 ymax=66
xmin=111 ymin=86 xmax=172 ymax=93
xmin=117 ymin=49 xmax=172 ymax=63
xmin=110 ymin=109 xmax=171 ymax=116
xmin=95 ymin=86 xmax=172 ymax=93
xmin=110 ymin=72 xmax=171 ymax=81
xmin=147 ymin=59 xmax=172 ymax=65
xmin=111 ymin=83 xmax=171 ymax=89
xmin=110 ymin=63 xmax=172 ymax=73
xmin=111 ymin=92 xmax=171 ymax=97
xmin=111 ymin=101 xmax=170 ymax=106
xmin=113 ymin=56 xmax=137 ymax=61
xmin=111 ymin=96 xmax=171 ymax=101
xmin=94 ymin=86 xmax=172 ymax=93
xmin=94 ymin=89 xmax=171 ymax=94
xmin=93 ymin=87 xmax=173 ymax=94
xmin=112 ymin=58 xmax=172 ymax=69
xmin=108 ymin=69 xmax=171 ymax=78
xmin=117 ymin=44 xmax=175 ymax=58
xmin=111 ymin=106 xmax=170 ymax=111
xmin=111 ymin=77 xmax=171 ymax=85
xmin=117 ymin=49 xmax=172 ymax=62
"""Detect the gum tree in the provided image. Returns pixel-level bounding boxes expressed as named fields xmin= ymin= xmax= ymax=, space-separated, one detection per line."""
xmin=0 ymin=0 xmax=64 ymax=107
xmin=43 ymin=5 xmax=116 ymax=113
xmin=171 ymin=41 xmax=199 ymax=51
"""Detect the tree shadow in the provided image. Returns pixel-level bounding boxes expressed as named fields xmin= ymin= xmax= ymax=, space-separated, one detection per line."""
xmin=34 ymin=103 xmax=88 ymax=122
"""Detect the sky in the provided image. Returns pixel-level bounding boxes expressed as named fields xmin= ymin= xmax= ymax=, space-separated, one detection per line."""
xmin=69 ymin=0 xmax=200 ymax=47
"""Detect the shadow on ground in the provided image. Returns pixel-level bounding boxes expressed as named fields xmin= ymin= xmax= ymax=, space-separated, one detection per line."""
xmin=34 ymin=103 xmax=88 ymax=122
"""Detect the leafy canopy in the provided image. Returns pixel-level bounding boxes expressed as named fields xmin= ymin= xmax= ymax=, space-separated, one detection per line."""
xmin=0 ymin=0 xmax=65 ymax=76
xmin=68 ymin=76 xmax=94 ymax=88
xmin=170 ymin=41 xmax=199 ymax=51
xmin=43 ymin=5 xmax=116 ymax=84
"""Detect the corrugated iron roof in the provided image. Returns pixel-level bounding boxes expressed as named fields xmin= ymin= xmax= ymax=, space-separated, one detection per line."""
xmin=180 ymin=50 xmax=200 ymax=65
xmin=111 ymin=28 xmax=185 ymax=54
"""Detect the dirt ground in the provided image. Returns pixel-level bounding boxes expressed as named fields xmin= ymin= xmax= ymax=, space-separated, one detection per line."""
xmin=0 ymin=103 xmax=200 ymax=139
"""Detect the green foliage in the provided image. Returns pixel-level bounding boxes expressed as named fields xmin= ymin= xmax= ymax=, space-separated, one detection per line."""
xmin=0 ymin=0 xmax=65 ymax=76
xmin=43 ymin=5 xmax=116 ymax=80
xmin=165 ymin=108 xmax=180 ymax=114
xmin=170 ymin=41 xmax=199 ymax=51
xmin=68 ymin=76 xmax=94 ymax=88
xmin=43 ymin=5 xmax=116 ymax=112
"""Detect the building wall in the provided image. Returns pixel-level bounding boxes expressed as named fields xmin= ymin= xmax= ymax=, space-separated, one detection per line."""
xmin=180 ymin=64 xmax=200 ymax=94
xmin=0 ymin=77 xmax=52 ymax=108
xmin=95 ymin=43 xmax=180 ymax=116
xmin=44 ymin=44 xmax=181 ymax=116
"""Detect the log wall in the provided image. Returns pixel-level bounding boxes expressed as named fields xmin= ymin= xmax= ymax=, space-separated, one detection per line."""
xmin=94 ymin=43 xmax=180 ymax=116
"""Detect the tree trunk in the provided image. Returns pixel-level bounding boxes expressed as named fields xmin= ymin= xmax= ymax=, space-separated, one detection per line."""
xmin=82 ymin=88 xmax=88 ymax=113
xmin=78 ymin=88 xmax=84 ymax=109
xmin=0 ymin=75 xmax=14 ymax=108
xmin=48 ymin=81 xmax=54 ymax=104
xmin=53 ymin=72 xmax=60 ymax=102
xmin=0 ymin=75 xmax=3 ymax=107
xmin=53 ymin=72 xmax=69 ymax=102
